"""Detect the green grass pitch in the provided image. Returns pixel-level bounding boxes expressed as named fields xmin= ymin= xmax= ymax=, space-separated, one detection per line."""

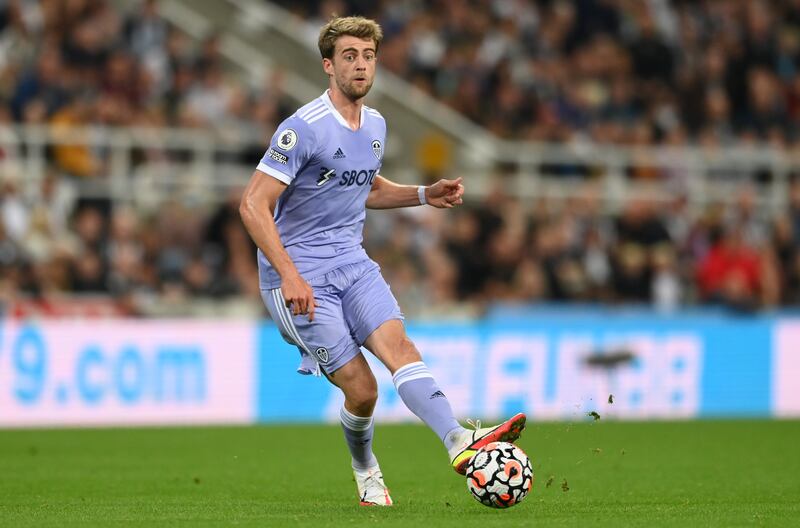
xmin=1 ymin=420 xmax=798 ymax=527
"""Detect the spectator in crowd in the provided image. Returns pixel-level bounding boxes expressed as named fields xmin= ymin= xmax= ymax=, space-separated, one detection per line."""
xmin=696 ymin=226 xmax=762 ymax=312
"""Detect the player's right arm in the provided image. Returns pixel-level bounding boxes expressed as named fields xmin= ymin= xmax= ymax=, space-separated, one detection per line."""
xmin=239 ymin=117 xmax=317 ymax=320
xmin=239 ymin=171 xmax=315 ymax=320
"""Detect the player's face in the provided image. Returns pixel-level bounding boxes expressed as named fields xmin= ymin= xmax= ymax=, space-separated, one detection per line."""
xmin=324 ymin=36 xmax=377 ymax=101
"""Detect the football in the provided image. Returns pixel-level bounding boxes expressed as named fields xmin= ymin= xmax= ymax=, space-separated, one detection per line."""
xmin=465 ymin=442 xmax=534 ymax=508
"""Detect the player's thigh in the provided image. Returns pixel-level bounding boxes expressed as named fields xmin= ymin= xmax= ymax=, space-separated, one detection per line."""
xmin=261 ymin=287 xmax=361 ymax=375
xmin=340 ymin=260 xmax=404 ymax=346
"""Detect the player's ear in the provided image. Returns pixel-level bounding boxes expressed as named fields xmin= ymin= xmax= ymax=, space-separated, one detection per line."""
xmin=322 ymin=58 xmax=334 ymax=76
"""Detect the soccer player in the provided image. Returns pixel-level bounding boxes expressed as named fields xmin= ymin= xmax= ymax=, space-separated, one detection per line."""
xmin=240 ymin=16 xmax=526 ymax=506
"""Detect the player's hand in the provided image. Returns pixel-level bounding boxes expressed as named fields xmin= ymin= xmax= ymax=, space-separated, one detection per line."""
xmin=424 ymin=177 xmax=464 ymax=209
xmin=281 ymin=273 xmax=316 ymax=321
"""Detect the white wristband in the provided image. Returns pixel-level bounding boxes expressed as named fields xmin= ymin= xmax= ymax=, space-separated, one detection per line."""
xmin=418 ymin=185 xmax=427 ymax=205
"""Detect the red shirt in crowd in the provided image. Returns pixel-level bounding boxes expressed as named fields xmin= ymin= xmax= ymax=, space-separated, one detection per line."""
xmin=697 ymin=243 xmax=761 ymax=298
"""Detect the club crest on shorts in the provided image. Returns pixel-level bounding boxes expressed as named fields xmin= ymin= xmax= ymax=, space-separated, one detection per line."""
xmin=277 ymin=129 xmax=298 ymax=151
xmin=371 ymin=139 xmax=382 ymax=160
xmin=314 ymin=347 xmax=329 ymax=363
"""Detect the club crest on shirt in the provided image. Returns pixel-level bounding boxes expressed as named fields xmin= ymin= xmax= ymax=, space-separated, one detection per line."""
xmin=277 ymin=129 xmax=298 ymax=151
xmin=317 ymin=167 xmax=336 ymax=186
xmin=371 ymin=139 xmax=382 ymax=160
xmin=314 ymin=347 xmax=329 ymax=363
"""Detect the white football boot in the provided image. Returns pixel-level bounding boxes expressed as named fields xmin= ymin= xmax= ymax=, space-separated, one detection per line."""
xmin=354 ymin=464 xmax=393 ymax=506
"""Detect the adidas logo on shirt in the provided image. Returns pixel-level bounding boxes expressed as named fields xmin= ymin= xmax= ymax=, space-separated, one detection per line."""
xmin=333 ymin=147 xmax=346 ymax=159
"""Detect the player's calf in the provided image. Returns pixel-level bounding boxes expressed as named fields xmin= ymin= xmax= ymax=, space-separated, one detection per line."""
xmin=391 ymin=361 xmax=462 ymax=441
xmin=390 ymin=361 xmax=527 ymax=474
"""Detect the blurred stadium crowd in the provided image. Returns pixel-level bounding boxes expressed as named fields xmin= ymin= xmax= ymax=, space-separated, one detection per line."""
xmin=0 ymin=0 xmax=294 ymax=158
xmin=0 ymin=0 xmax=277 ymax=315
xmin=373 ymin=180 xmax=800 ymax=317
xmin=288 ymin=0 xmax=800 ymax=147
xmin=1 ymin=0 xmax=800 ymax=317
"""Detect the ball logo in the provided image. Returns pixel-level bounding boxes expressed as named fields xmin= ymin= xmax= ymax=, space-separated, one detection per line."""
xmin=371 ymin=139 xmax=382 ymax=160
xmin=314 ymin=347 xmax=329 ymax=363
xmin=277 ymin=129 xmax=298 ymax=151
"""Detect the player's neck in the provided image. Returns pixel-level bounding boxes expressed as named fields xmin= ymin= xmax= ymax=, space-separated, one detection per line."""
xmin=327 ymin=88 xmax=363 ymax=130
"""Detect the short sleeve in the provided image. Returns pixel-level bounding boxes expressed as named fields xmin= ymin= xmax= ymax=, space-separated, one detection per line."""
xmin=256 ymin=116 xmax=316 ymax=184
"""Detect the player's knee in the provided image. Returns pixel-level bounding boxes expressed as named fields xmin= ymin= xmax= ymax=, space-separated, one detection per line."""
xmin=346 ymin=375 xmax=378 ymax=415
xmin=349 ymin=387 xmax=378 ymax=415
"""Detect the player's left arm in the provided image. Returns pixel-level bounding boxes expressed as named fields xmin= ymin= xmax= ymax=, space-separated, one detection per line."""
xmin=366 ymin=175 xmax=464 ymax=209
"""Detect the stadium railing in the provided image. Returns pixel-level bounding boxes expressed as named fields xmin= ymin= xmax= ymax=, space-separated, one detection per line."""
xmin=1 ymin=123 xmax=797 ymax=210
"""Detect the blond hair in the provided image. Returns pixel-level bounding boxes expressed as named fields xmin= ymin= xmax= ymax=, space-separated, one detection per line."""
xmin=318 ymin=16 xmax=383 ymax=59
